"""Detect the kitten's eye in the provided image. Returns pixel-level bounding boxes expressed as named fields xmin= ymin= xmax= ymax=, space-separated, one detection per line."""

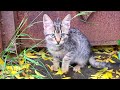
xmin=51 ymin=34 xmax=55 ymax=38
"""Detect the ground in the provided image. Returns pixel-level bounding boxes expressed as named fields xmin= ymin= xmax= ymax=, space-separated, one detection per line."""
xmin=34 ymin=46 xmax=120 ymax=79
xmin=1 ymin=45 xmax=120 ymax=79
xmin=35 ymin=57 xmax=120 ymax=79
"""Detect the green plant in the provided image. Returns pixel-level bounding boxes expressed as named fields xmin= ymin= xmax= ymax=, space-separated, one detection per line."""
xmin=117 ymin=40 xmax=120 ymax=60
xmin=72 ymin=11 xmax=96 ymax=24
xmin=0 ymin=11 xmax=53 ymax=79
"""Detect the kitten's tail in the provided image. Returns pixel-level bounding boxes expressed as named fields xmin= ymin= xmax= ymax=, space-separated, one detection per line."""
xmin=89 ymin=56 xmax=120 ymax=69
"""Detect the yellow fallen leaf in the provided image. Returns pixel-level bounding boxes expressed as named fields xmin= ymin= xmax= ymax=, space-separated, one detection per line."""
xmin=103 ymin=72 xmax=112 ymax=79
xmin=89 ymin=76 xmax=98 ymax=79
xmin=98 ymin=67 xmax=108 ymax=72
xmin=15 ymin=74 xmax=24 ymax=79
xmin=6 ymin=66 xmax=21 ymax=71
xmin=35 ymin=49 xmax=45 ymax=55
xmin=6 ymin=64 xmax=30 ymax=72
xmin=95 ymin=56 xmax=101 ymax=59
xmin=25 ymin=69 xmax=32 ymax=73
xmin=107 ymin=69 xmax=114 ymax=73
xmin=106 ymin=72 xmax=113 ymax=78
xmin=116 ymin=70 xmax=120 ymax=76
xmin=96 ymin=59 xmax=103 ymax=62
xmin=92 ymin=48 xmax=99 ymax=52
xmin=96 ymin=59 xmax=109 ymax=63
xmin=55 ymin=68 xmax=63 ymax=75
xmin=90 ymin=73 xmax=102 ymax=79
xmin=41 ymin=52 xmax=53 ymax=61
xmin=112 ymin=54 xmax=118 ymax=59
xmin=22 ymin=64 xmax=30 ymax=69
xmin=107 ymin=58 xmax=116 ymax=63
xmin=11 ymin=71 xmax=17 ymax=75
xmin=18 ymin=58 xmax=25 ymax=65
xmin=104 ymin=60 xmax=109 ymax=63
xmin=24 ymin=75 xmax=34 ymax=79
xmin=26 ymin=52 xmax=38 ymax=58
xmin=24 ymin=77 xmax=29 ymax=79
xmin=90 ymin=68 xmax=108 ymax=79
xmin=29 ymin=76 xmax=35 ymax=79
xmin=46 ymin=64 xmax=52 ymax=71
xmin=62 ymin=77 xmax=71 ymax=79
xmin=0 ymin=58 xmax=4 ymax=65
xmin=35 ymin=70 xmax=46 ymax=77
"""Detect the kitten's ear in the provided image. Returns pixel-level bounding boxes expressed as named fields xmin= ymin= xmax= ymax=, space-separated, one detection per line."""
xmin=62 ymin=14 xmax=71 ymax=29
xmin=43 ymin=14 xmax=53 ymax=30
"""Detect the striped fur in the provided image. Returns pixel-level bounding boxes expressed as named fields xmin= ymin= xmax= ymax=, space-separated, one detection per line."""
xmin=43 ymin=14 xmax=120 ymax=73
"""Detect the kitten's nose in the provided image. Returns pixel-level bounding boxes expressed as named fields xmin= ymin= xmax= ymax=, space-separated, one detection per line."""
xmin=56 ymin=41 xmax=60 ymax=44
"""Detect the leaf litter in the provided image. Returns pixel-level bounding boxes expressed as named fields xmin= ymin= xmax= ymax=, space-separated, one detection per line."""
xmin=0 ymin=45 xmax=120 ymax=79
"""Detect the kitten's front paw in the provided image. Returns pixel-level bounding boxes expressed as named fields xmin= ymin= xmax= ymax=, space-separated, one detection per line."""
xmin=73 ymin=65 xmax=80 ymax=72
xmin=62 ymin=68 xmax=69 ymax=74
xmin=51 ymin=65 xmax=59 ymax=71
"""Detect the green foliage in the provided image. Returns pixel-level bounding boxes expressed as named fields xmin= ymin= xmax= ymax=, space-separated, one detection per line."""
xmin=0 ymin=11 xmax=53 ymax=79
xmin=117 ymin=40 xmax=120 ymax=46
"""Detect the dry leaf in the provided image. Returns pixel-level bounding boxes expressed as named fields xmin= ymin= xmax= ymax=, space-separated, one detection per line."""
xmin=0 ymin=58 xmax=4 ymax=65
xmin=29 ymin=75 xmax=35 ymax=79
xmin=6 ymin=66 xmax=21 ymax=71
xmin=98 ymin=67 xmax=108 ymax=72
xmin=116 ymin=70 xmax=120 ymax=76
xmin=55 ymin=68 xmax=63 ymax=75
xmin=107 ymin=58 xmax=116 ymax=63
xmin=41 ymin=52 xmax=53 ymax=61
xmin=35 ymin=49 xmax=45 ymax=55
xmin=11 ymin=71 xmax=18 ymax=75
xmin=107 ymin=69 xmax=114 ymax=73
xmin=18 ymin=58 xmax=25 ymax=65
xmin=15 ymin=74 xmax=24 ymax=79
xmin=90 ymin=68 xmax=108 ymax=79
xmin=46 ymin=64 xmax=53 ymax=71
xmin=95 ymin=56 xmax=101 ymax=59
xmin=26 ymin=52 xmax=38 ymax=58
xmin=101 ymin=72 xmax=112 ymax=79
xmin=62 ymin=77 xmax=71 ymax=79
xmin=22 ymin=64 xmax=30 ymax=69
xmin=96 ymin=59 xmax=103 ymax=62
xmin=112 ymin=54 xmax=118 ymax=59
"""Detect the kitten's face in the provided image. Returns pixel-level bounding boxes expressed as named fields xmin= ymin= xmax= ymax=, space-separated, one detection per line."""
xmin=43 ymin=14 xmax=71 ymax=46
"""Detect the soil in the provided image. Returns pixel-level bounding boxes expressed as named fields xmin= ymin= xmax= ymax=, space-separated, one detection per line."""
xmin=34 ymin=57 xmax=120 ymax=79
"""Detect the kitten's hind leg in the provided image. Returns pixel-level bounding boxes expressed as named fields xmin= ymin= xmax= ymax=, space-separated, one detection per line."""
xmin=51 ymin=58 xmax=60 ymax=71
xmin=73 ymin=64 xmax=86 ymax=72
xmin=73 ymin=58 xmax=88 ymax=72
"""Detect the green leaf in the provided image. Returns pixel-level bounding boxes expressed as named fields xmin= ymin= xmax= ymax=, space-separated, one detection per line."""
xmin=118 ymin=51 xmax=120 ymax=60
xmin=117 ymin=40 xmax=120 ymax=45
xmin=31 ymin=75 xmax=43 ymax=79
xmin=23 ymin=50 xmax=43 ymax=67
xmin=72 ymin=11 xmax=96 ymax=20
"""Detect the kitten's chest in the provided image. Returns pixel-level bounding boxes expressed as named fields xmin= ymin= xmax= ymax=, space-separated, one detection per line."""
xmin=48 ymin=48 xmax=67 ymax=59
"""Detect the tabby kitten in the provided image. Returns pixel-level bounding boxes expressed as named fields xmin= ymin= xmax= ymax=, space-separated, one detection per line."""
xmin=43 ymin=14 xmax=120 ymax=73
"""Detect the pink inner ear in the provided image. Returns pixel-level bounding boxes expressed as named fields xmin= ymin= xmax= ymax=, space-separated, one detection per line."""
xmin=44 ymin=22 xmax=53 ymax=29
